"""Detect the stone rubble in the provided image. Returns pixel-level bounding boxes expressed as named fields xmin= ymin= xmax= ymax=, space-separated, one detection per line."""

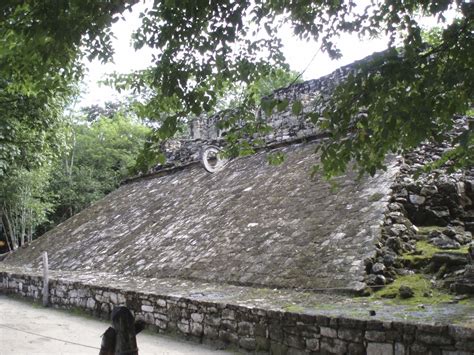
xmin=364 ymin=116 xmax=474 ymax=295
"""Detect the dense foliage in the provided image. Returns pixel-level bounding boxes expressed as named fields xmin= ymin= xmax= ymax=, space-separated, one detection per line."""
xmin=0 ymin=0 xmax=140 ymax=176
xmin=2 ymin=1 xmax=472 ymax=178
xmin=1 ymin=104 xmax=150 ymax=251
xmin=0 ymin=166 xmax=52 ymax=250
xmin=113 ymin=0 xmax=473 ymax=177
xmin=0 ymin=1 xmax=473 ymax=248
xmin=45 ymin=111 xmax=150 ymax=228
xmin=314 ymin=20 xmax=473 ymax=178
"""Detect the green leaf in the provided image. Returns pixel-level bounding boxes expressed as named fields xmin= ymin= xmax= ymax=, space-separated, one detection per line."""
xmin=277 ymin=98 xmax=289 ymax=112
xmin=292 ymin=100 xmax=303 ymax=115
xmin=267 ymin=152 xmax=285 ymax=165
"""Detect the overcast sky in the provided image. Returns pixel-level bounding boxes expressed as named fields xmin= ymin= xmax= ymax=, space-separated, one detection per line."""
xmin=78 ymin=2 xmax=455 ymax=108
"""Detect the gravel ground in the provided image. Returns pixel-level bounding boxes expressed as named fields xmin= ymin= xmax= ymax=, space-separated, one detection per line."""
xmin=0 ymin=295 xmax=231 ymax=355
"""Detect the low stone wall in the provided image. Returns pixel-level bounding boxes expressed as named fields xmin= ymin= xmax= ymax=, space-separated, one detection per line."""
xmin=2 ymin=271 xmax=473 ymax=354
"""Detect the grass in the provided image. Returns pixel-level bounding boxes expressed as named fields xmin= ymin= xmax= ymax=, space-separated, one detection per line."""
xmin=372 ymin=274 xmax=452 ymax=305
xmin=283 ymin=304 xmax=305 ymax=313
xmin=402 ymin=240 xmax=469 ymax=263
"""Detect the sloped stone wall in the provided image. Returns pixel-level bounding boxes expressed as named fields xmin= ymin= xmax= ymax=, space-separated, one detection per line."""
xmin=2 ymin=270 xmax=473 ymax=354
xmin=2 ymin=142 xmax=396 ymax=292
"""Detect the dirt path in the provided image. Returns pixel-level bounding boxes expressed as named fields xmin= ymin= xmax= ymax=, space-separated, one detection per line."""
xmin=0 ymin=295 xmax=231 ymax=355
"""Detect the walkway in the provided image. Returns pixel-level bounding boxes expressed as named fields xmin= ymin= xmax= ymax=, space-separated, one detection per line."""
xmin=0 ymin=295 xmax=230 ymax=355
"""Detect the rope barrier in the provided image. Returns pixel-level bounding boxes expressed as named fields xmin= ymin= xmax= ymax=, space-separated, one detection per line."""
xmin=0 ymin=324 xmax=100 ymax=350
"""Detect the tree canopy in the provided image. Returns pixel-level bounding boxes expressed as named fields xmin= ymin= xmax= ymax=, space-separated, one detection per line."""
xmin=1 ymin=102 xmax=150 ymax=251
xmin=1 ymin=0 xmax=473 ymax=179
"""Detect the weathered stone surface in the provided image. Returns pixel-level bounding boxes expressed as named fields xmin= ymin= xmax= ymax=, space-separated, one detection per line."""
xmin=191 ymin=312 xmax=204 ymax=323
xmin=367 ymin=342 xmax=394 ymax=355
xmin=305 ymin=338 xmax=320 ymax=351
xmin=372 ymin=262 xmax=386 ymax=275
xmin=2 ymin=143 xmax=396 ymax=291
xmin=320 ymin=326 xmax=337 ymax=338
xmin=190 ymin=322 xmax=203 ymax=336
xmin=365 ymin=330 xmax=387 ymax=342
xmin=348 ymin=341 xmax=366 ymax=354
xmin=394 ymin=342 xmax=406 ymax=355
xmin=409 ymin=194 xmax=426 ymax=205
xmin=177 ymin=321 xmax=190 ymax=334
xmin=141 ymin=304 xmax=154 ymax=312
xmin=320 ymin=337 xmax=348 ymax=353
xmin=398 ymin=285 xmax=414 ymax=299
xmin=432 ymin=252 xmax=468 ymax=267
xmin=338 ymin=328 xmax=363 ymax=343
xmin=417 ymin=332 xmax=453 ymax=346
xmin=238 ymin=337 xmax=256 ymax=351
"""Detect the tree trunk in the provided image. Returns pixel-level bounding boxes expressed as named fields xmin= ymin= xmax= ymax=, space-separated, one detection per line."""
xmin=3 ymin=206 xmax=17 ymax=250
xmin=1 ymin=212 xmax=12 ymax=252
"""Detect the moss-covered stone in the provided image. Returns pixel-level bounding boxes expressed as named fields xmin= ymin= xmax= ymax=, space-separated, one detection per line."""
xmin=416 ymin=226 xmax=446 ymax=235
xmin=372 ymin=274 xmax=452 ymax=305
xmin=402 ymin=240 xmax=469 ymax=268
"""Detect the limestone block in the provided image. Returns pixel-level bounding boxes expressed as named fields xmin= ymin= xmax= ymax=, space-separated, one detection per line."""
xmin=76 ymin=288 xmax=88 ymax=298
xmin=204 ymin=315 xmax=221 ymax=327
xmin=237 ymin=321 xmax=254 ymax=336
xmin=394 ymin=342 xmax=406 ymax=355
xmin=409 ymin=342 xmax=428 ymax=353
xmin=117 ymin=293 xmax=126 ymax=304
xmin=320 ymin=326 xmax=337 ymax=338
xmin=191 ymin=312 xmax=204 ymax=323
xmin=417 ymin=332 xmax=453 ymax=346
xmin=141 ymin=304 xmax=154 ymax=313
xmin=156 ymin=299 xmax=166 ymax=308
xmin=222 ymin=308 xmax=235 ymax=320
xmin=109 ymin=292 xmax=118 ymax=305
xmin=367 ymin=342 xmax=394 ymax=355
xmin=219 ymin=330 xmax=238 ymax=344
xmin=269 ymin=341 xmax=289 ymax=355
xmin=204 ymin=325 xmax=218 ymax=339
xmin=338 ymin=328 xmax=363 ymax=343
xmin=191 ymin=322 xmax=203 ymax=336
xmin=306 ymin=338 xmax=320 ymax=351
xmin=320 ymin=338 xmax=348 ymax=354
xmin=177 ymin=321 xmax=190 ymax=334
xmin=221 ymin=319 xmax=237 ymax=332
xmin=347 ymin=342 xmax=366 ymax=355
xmin=284 ymin=334 xmax=305 ymax=349
xmin=365 ymin=330 xmax=386 ymax=342
xmin=86 ymin=298 xmax=96 ymax=309
xmin=155 ymin=313 xmax=168 ymax=321
xmin=155 ymin=319 xmax=167 ymax=330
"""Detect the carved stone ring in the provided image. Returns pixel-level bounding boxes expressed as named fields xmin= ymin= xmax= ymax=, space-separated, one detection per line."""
xmin=201 ymin=146 xmax=228 ymax=173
